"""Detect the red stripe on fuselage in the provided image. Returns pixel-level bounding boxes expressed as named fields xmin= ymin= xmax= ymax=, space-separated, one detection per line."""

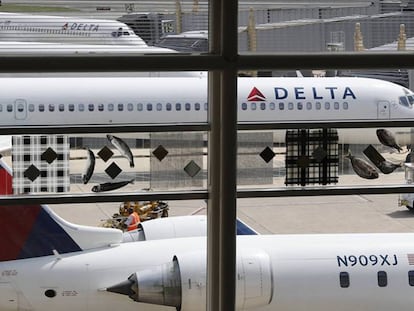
xmin=0 ymin=205 xmax=42 ymax=261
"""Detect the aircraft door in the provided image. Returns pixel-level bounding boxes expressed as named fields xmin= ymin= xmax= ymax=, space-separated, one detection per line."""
xmin=14 ymin=99 xmax=27 ymax=120
xmin=0 ymin=282 xmax=18 ymax=310
xmin=377 ymin=101 xmax=390 ymax=119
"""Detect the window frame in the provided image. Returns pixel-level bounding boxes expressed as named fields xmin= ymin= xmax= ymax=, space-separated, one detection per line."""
xmin=0 ymin=1 xmax=414 ymax=311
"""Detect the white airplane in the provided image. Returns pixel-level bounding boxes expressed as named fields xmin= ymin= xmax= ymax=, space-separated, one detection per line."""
xmin=0 ymin=76 xmax=413 ymax=144
xmin=0 ymin=12 xmax=152 ymax=46
xmin=2 ymin=154 xmax=414 ymax=311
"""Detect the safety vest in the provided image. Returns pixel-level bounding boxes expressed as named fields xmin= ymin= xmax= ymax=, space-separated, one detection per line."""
xmin=127 ymin=212 xmax=140 ymax=231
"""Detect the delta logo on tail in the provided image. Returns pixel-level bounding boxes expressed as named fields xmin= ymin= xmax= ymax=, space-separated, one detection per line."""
xmin=247 ymin=87 xmax=266 ymax=101
xmin=0 ymin=155 xmax=122 ymax=262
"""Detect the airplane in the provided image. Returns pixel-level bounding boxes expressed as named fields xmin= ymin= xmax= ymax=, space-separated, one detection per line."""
xmin=2 ymin=154 xmax=414 ymax=311
xmin=0 ymin=12 xmax=155 ymax=46
xmin=0 ymin=76 xmax=413 ymax=144
xmin=0 ymin=13 xmax=208 ymax=76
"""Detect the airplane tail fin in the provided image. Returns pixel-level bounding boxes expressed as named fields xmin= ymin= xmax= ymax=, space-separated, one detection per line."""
xmin=0 ymin=157 xmax=122 ymax=262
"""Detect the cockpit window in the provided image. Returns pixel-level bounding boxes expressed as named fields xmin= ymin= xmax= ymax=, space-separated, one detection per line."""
xmin=408 ymin=95 xmax=414 ymax=106
xmin=112 ymin=28 xmax=129 ymax=38
xmin=399 ymin=96 xmax=410 ymax=107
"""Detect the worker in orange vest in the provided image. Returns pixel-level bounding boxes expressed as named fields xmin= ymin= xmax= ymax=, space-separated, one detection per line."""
xmin=124 ymin=207 xmax=140 ymax=231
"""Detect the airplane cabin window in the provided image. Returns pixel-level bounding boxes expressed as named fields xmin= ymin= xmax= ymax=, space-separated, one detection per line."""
xmin=185 ymin=103 xmax=191 ymax=111
xmin=147 ymin=103 xmax=153 ymax=111
xmin=204 ymin=103 xmax=208 ymax=111
xmin=306 ymin=102 xmax=312 ymax=110
xmin=79 ymin=104 xmax=84 ymax=112
xmin=334 ymin=102 xmax=339 ymax=110
xmin=6 ymin=104 xmax=12 ymax=112
xmin=59 ymin=104 xmax=64 ymax=112
xmin=156 ymin=103 xmax=162 ymax=111
xmin=325 ymin=102 xmax=330 ymax=110
xmin=118 ymin=104 xmax=124 ymax=111
xmin=39 ymin=104 xmax=44 ymax=112
xmin=260 ymin=102 xmax=266 ymax=110
xmin=408 ymin=271 xmax=414 ymax=286
xmin=108 ymin=103 xmax=114 ymax=111
xmin=241 ymin=103 xmax=247 ymax=110
xmin=176 ymin=103 xmax=181 ymax=111
xmin=269 ymin=102 xmax=275 ymax=110
xmin=28 ymin=104 xmax=34 ymax=112
xmin=297 ymin=102 xmax=303 ymax=110
xmin=251 ymin=103 xmax=257 ymax=110
xmin=343 ymin=102 xmax=349 ymax=109
xmin=339 ymin=272 xmax=350 ymax=288
xmin=69 ymin=104 xmax=75 ymax=112
xmin=98 ymin=104 xmax=104 ymax=111
xmin=127 ymin=103 xmax=133 ymax=111
xmin=137 ymin=103 xmax=143 ymax=111
xmin=288 ymin=103 xmax=293 ymax=110
xmin=377 ymin=271 xmax=388 ymax=287
xmin=88 ymin=104 xmax=94 ymax=112
xmin=316 ymin=102 xmax=321 ymax=110
xmin=195 ymin=103 xmax=200 ymax=111
xmin=166 ymin=103 xmax=172 ymax=111
xmin=279 ymin=102 xmax=284 ymax=110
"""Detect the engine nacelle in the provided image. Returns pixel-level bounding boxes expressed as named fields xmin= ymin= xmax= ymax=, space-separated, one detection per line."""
xmin=122 ymin=215 xmax=207 ymax=242
xmin=107 ymin=248 xmax=273 ymax=310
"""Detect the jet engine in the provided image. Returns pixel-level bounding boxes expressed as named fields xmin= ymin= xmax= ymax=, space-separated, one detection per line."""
xmin=107 ymin=248 xmax=273 ymax=310
xmin=122 ymin=215 xmax=207 ymax=242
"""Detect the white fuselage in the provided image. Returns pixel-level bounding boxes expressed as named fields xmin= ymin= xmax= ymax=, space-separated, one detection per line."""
xmin=0 ymin=76 xmax=413 ymax=144
xmin=1 ymin=233 xmax=414 ymax=311
xmin=0 ymin=12 xmax=148 ymax=46
xmin=1 ymin=76 xmax=413 ymax=124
